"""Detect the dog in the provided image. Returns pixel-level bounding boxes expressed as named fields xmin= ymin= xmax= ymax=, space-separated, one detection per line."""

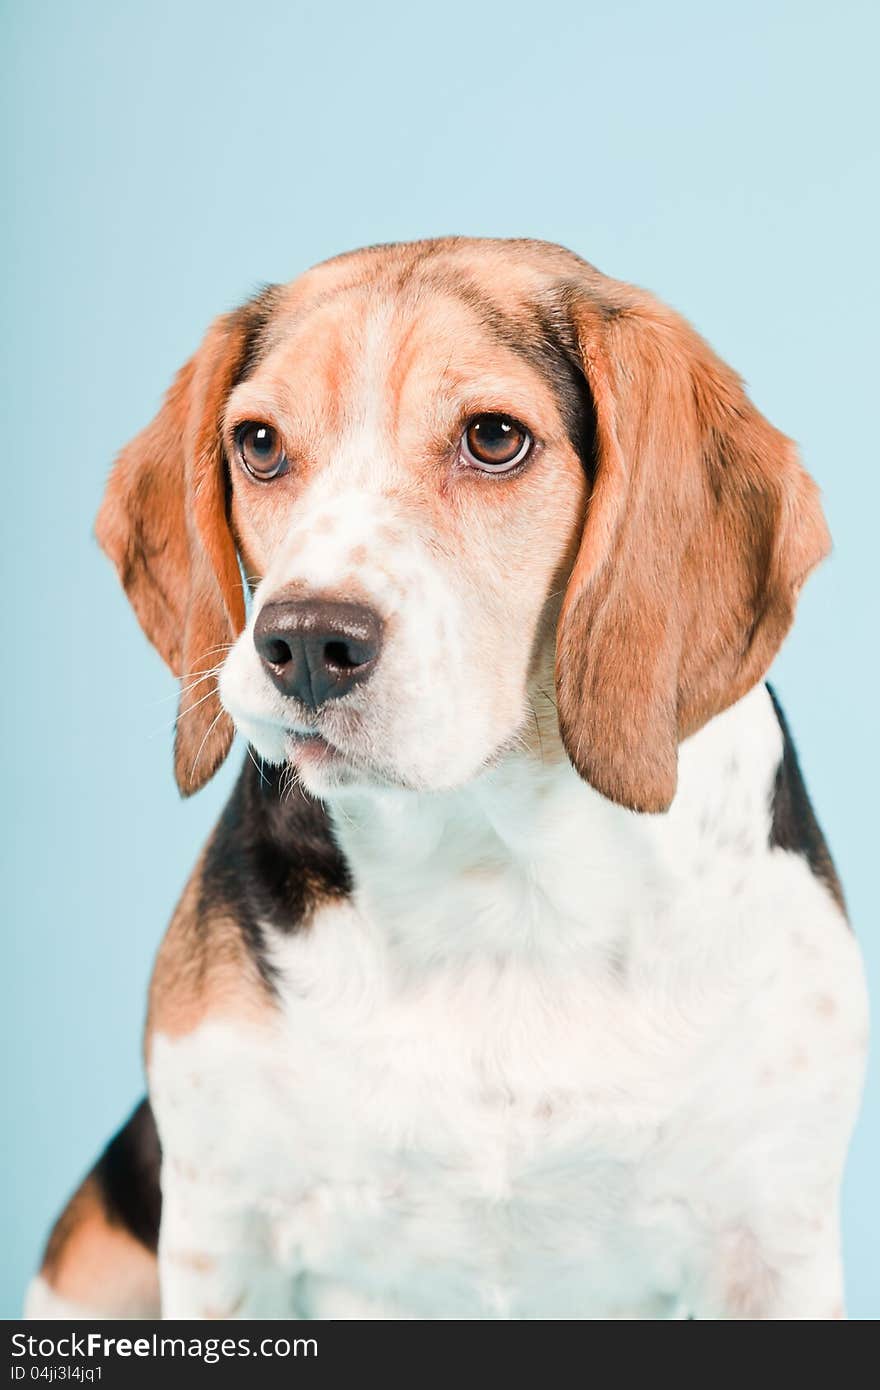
xmin=28 ymin=238 xmax=867 ymax=1319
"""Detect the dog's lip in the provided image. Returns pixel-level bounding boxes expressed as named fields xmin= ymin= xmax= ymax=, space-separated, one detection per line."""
xmin=283 ymin=726 xmax=406 ymax=787
xmin=284 ymin=727 xmax=354 ymax=765
xmin=287 ymin=731 xmax=335 ymax=758
xmin=234 ymin=708 xmax=345 ymax=754
xmin=235 ymin=709 xmax=399 ymax=785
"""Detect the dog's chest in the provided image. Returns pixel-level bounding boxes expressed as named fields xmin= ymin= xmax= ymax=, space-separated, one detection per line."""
xmin=149 ymin=697 xmax=864 ymax=1318
xmin=151 ymin=883 xmax=779 ymax=1319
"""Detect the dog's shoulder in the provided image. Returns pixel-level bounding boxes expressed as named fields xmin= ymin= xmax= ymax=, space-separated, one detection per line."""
xmin=147 ymin=756 xmax=351 ymax=1041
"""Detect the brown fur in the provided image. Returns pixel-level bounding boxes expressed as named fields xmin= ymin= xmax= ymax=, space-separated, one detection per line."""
xmin=40 ymin=1176 xmax=159 ymax=1317
xmin=147 ymin=851 xmax=270 ymax=1046
xmin=555 ymin=277 xmax=828 ymax=811
xmin=95 ymin=310 xmax=253 ymax=795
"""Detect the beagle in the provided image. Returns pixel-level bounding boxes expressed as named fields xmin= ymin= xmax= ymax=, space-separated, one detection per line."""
xmin=28 ymin=238 xmax=867 ymax=1320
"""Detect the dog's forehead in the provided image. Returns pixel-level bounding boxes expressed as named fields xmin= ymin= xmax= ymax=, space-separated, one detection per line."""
xmin=290 ymin=236 xmax=575 ymax=306
xmin=232 ymin=240 xmax=587 ymax=440
xmin=267 ymin=248 xmax=551 ymax=364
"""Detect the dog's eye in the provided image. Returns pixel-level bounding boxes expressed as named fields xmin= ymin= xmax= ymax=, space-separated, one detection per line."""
xmin=236 ymin=422 xmax=289 ymax=480
xmin=460 ymin=415 xmax=532 ymax=473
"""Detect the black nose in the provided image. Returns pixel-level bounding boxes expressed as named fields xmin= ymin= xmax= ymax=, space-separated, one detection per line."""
xmin=253 ymin=598 xmax=383 ymax=708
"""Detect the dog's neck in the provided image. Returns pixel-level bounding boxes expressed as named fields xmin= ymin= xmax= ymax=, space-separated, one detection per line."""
xmin=326 ymin=756 xmax=637 ymax=967
xmin=322 ymin=683 xmax=781 ymax=971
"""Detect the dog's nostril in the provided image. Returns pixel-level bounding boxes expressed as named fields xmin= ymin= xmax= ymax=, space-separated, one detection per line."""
xmin=264 ymin=637 xmax=293 ymax=667
xmin=324 ymin=639 xmax=360 ymax=670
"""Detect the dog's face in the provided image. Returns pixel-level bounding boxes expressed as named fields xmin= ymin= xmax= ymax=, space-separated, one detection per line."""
xmin=219 ymin=263 xmax=590 ymax=794
xmin=97 ymin=238 xmax=829 ymax=812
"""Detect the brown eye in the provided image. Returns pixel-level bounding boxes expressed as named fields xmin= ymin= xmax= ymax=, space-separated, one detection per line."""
xmin=236 ymin=422 xmax=288 ymax=480
xmin=460 ymin=414 xmax=532 ymax=473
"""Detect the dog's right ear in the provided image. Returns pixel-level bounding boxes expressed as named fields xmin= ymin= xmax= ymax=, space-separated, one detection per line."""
xmin=96 ymin=301 xmax=272 ymax=795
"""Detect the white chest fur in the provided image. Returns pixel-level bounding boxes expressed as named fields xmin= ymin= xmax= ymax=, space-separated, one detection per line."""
xmin=149 ymin=687 xmax=867 ymax=1319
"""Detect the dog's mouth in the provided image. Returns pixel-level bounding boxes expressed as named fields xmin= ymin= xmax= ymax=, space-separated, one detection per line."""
xmin=280 ymin=725 xmax=408 ymax=791
xmin=284 ymin=730 xmax=346 ymax=771
xmin=224 ymin=694 xmax=398 ymax=789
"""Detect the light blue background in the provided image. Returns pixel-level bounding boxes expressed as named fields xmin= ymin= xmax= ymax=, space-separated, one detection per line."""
xmin=2 ymin=0 xmax=877 ymax=1319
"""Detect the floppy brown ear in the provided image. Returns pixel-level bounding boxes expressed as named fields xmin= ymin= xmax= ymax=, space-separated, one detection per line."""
xmin=555 ymin=276 xmax=830 ymax=814
xmin=96 ymin=310 xmax=255 ymax=795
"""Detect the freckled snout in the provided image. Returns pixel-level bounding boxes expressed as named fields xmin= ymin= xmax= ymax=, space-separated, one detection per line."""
xmin=253 ymin=597 xmax=383 ymax=709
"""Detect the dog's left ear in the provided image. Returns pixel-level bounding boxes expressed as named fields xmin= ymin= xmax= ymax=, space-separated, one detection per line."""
xmin=96 ymin=306 xmax=261 ymax=795
xmin=555 ymin=276 xmax=830 ymax=813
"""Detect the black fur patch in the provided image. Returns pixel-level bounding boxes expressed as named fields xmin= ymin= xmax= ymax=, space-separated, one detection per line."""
xmin=527 ymin=293 xmax=598 ymax=475
xmin=767 ymin=685 xmax=847 ymax=917
xmin=199 ymin=755 xmax=352 ymax=986
xmin=92 ymin=1098 xmax=162 ymax=1253
xmin=232 ymin=284 xmax=283 ymax=386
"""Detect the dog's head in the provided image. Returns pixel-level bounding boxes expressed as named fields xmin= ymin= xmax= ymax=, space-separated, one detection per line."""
xmin=97 ymin=238 xmax=828 ymax=812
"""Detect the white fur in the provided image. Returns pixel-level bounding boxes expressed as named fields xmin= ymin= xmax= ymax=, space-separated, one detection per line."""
xmin=220 ymin=471 xmax=514 ymax=792
xmin=151 ymin=685 xmax=868 ymax=1319
xmin=24 ymin=1277 xmax=130 ymax=1321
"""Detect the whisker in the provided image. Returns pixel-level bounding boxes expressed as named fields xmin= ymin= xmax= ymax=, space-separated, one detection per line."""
xmin=176 ymin=670 xmax=223 ymax=699
xmin=174 ymin=686 xmax=222 ymax=723
xmin=282 ymin=762 xmax=305 ymax=804
xmin=179 ymin=644 xmax=234 ymax=674
xmin=529 ymin=697 xmax=545 ymax=765
xmin=246 ymin=744 xmax=269 ymax=788
xmin=190 ymin=709 xmax=225 ymax=778
xmin=147 ymin=660 xmax=228 ymax=706
xmin=194 ymin=642 xmax=235 ymax=658
xmin=147 ymin=686 xmax=221 ymax=740
xmin=329 ymin=797 xmax=356 ymax=830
